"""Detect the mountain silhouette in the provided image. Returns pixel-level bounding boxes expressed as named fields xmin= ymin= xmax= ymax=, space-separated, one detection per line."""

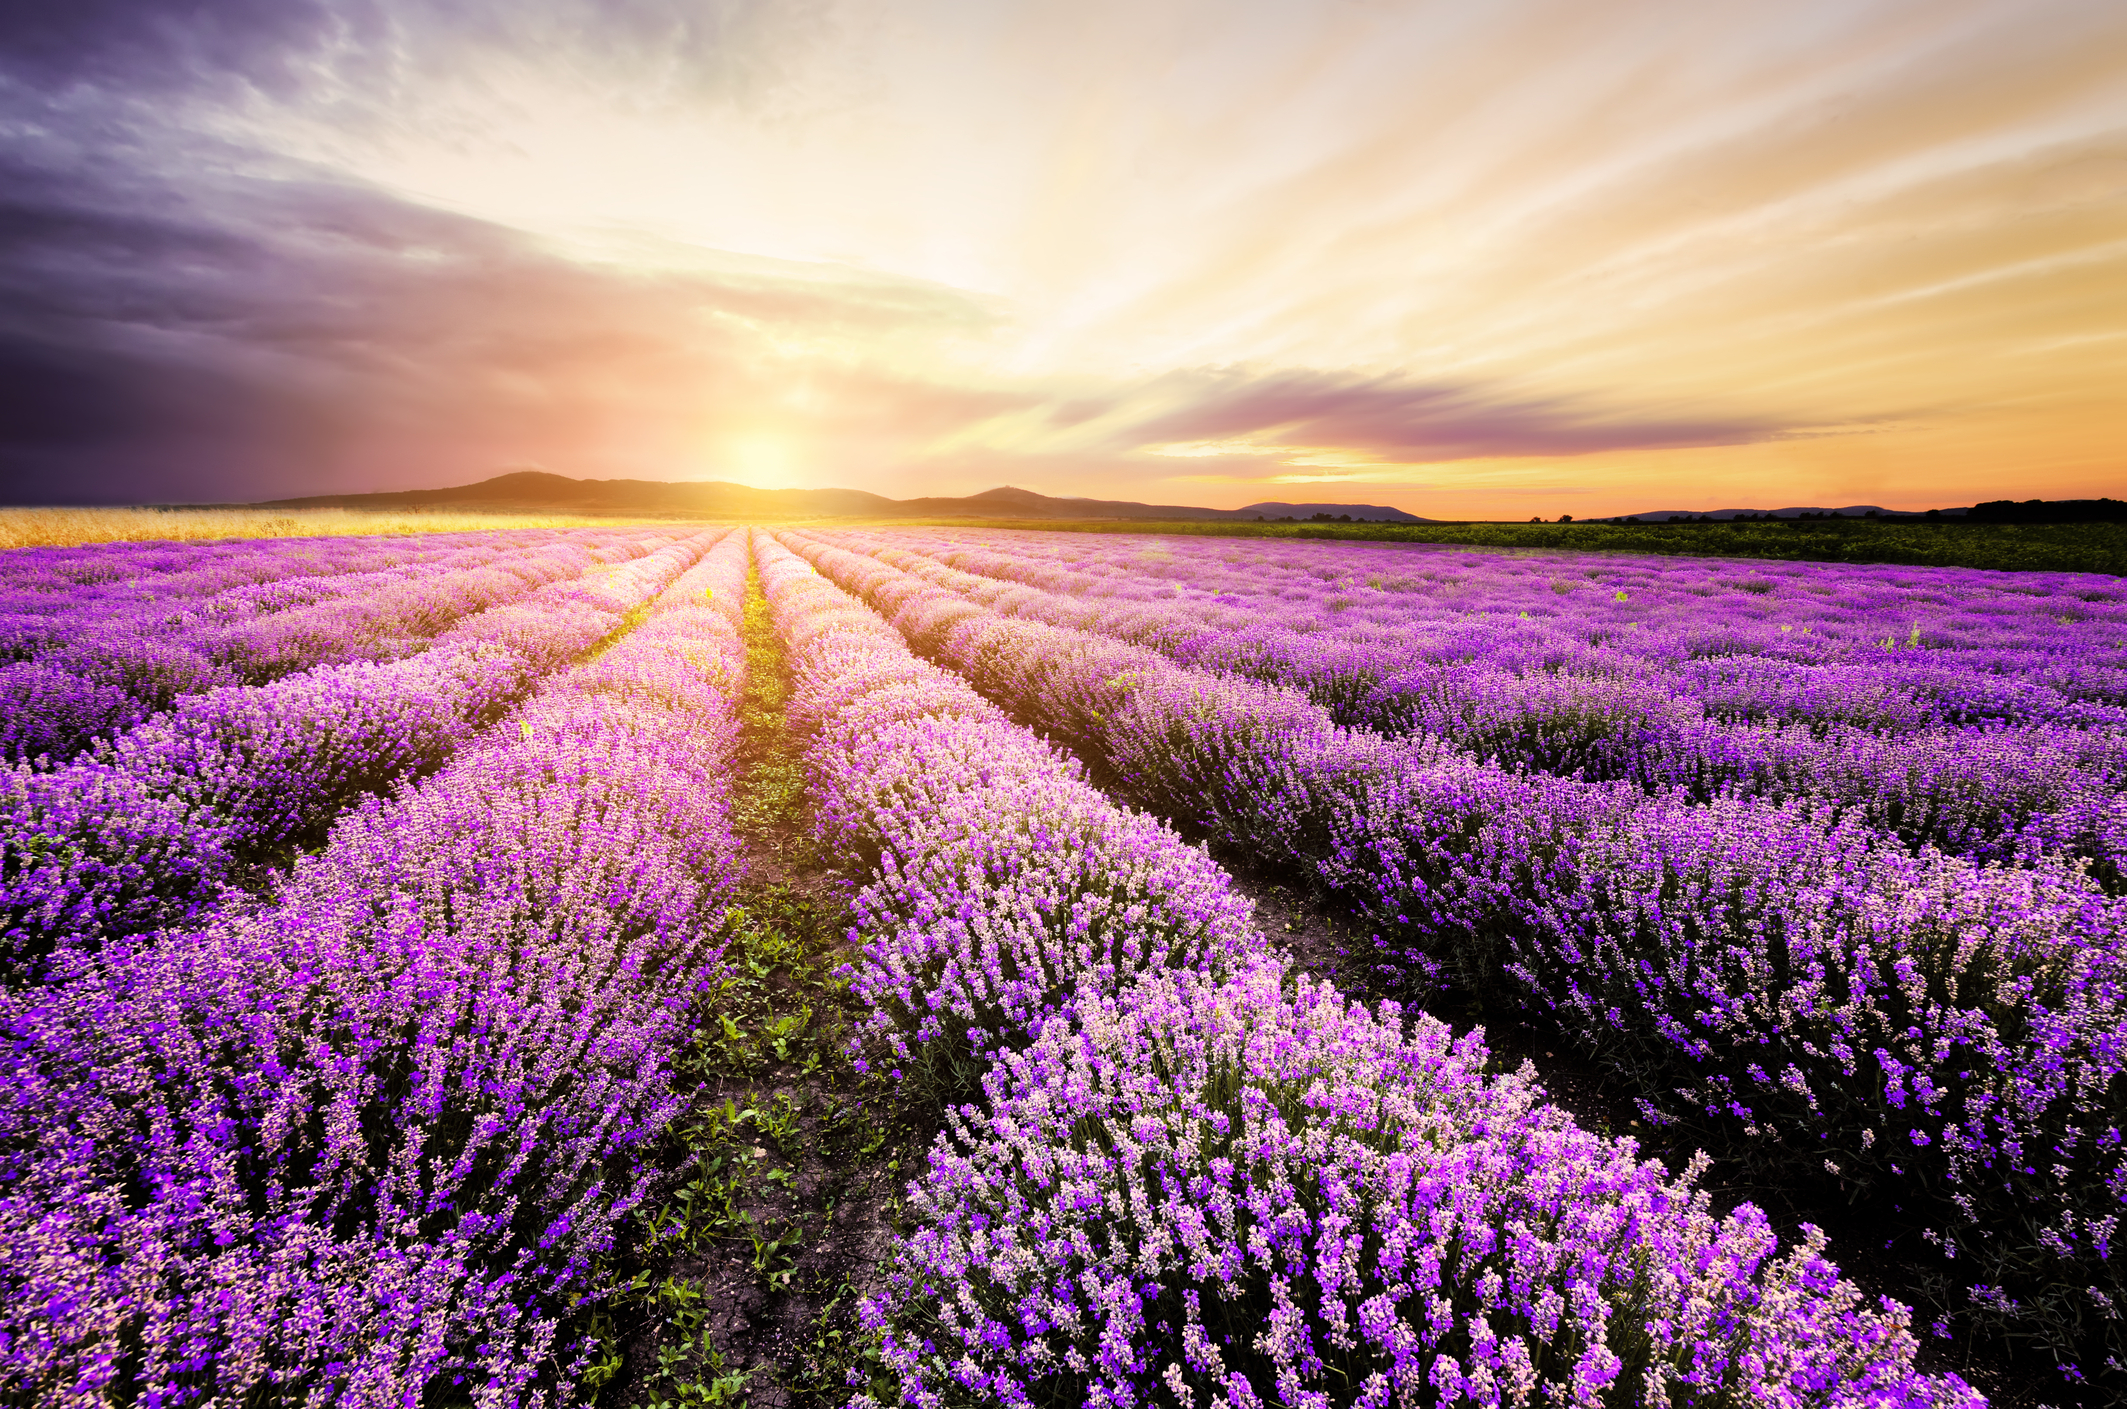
xmin=261 ymin=472 xmax=1433 ymax=523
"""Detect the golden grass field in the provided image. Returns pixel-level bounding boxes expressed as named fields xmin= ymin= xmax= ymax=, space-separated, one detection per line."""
xmin=0 ymin=507 xmax=692 ymax=551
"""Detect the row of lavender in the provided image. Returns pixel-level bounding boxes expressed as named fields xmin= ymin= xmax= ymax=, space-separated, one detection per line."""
xmin=2 ymin=527 xmax=680 ymax=764
xmin=0 ymin=531 xmax=502 ymax=608
xmin=1 ymin=530 xmax=756 ymax=1406
xmin=888 ymin=527 xmax=2127 ymax=687
xmin=754 ymin=532 xmax=1973 ymax=1407
xmin=812 ymin=530 xmax=2127 ymax=886
xmin=778 ymin=530 xmax=2127 ymax=1387
xmin=2 ymin=530 xmax=722 ymax=982
xmin=0 ymin=527 xmax=666 ymax=642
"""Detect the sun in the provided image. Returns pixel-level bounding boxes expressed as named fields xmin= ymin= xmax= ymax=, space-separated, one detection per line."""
xmin=720 ymin=432 xmax=801 ymax=490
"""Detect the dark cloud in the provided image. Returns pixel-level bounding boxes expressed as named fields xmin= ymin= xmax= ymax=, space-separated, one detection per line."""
xmin=0 ymin=0 xmax=1779 ymax=507
xmin=1109 ymin=366 xmax=1773 ymax=461
xmin=0 ymin=0 xmax=821 ymax=111
xmin=0 ymin=343 xmax=164 ymax=450
xmin=0 ymin=117 xmax=1774 ymax=505
xmin=0 ymin=108 xmax=1003 ymax=504
xmin=0 ymin=0 xmax=352 ymax=98
xmin=0 ymin=138 xmax=321 ymax=502
xmin=0 ymin=346 xmax=318 ymax=505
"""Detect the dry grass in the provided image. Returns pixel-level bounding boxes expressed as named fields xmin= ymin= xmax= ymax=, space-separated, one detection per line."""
xmin=0 ymin=506 xmax=695 ymax=551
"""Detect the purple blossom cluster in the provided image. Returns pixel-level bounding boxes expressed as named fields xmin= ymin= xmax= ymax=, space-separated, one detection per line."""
xmin=854 ymin=527 xmax=2126 ymax=688
xmin=2 ymin=530 xmax=721 ymax=980
xmin=754 ymin=532 xmax=1266 ymax=1068
xmin=0 ymin=532 xmax=508 ymax=640
xmin=754 ymin=533 xmax=1969 ymax=1405
xmin=804 ymin=531 xmax=2127 ymax=883
xmin=1 ymin=528 xmax=673 ymax=765
xmin=779 ymin=530 xmax=2124 ymax=1383
xmin=861 ymin=963 xmax=1977 ymax=1409
xmin=0 ymin=529 xmax=754 ymax=1407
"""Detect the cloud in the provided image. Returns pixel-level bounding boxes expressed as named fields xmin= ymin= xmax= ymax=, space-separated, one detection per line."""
xmin=2 ymin=61 xmax=1775 ymax=507
xmin=922 ymin=366 xmax=1777 ymax=474
xmin=0 ymin=114 xmax=1016 ymax=503
xmin=4 ymin=0 xmax=2121 ymax=514
xmin=0 ymin=0 xmax=827 ymax=115
xmin=1116 ymin=366 xmax=1774 ymax=461
xmin=0 ymin=0 xmax=351 ymax=99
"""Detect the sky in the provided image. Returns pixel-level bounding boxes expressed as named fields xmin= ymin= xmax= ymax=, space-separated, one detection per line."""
xmin=1 ymin=0 xmax=2122 ymax=517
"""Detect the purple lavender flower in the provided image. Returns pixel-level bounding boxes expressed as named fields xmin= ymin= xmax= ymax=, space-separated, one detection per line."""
xmin=782 ymin=526 xmax=2122 ymax=1384
xmin=0 ymin=531 xmax=754 ymax=1406
xmin=861 ymin=962 xmax=1978 ymax=1409
xmin=0 ymin=528 xmax=679 ymax=763
xmin=755 ymin=532 xmax=1270 ymax=1068
xmin=2 ymin=532 xmax=725 ymax=979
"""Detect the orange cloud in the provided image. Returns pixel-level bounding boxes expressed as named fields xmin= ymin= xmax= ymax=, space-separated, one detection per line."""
xmin=3 ymin=0 xmax=2121 ymax=512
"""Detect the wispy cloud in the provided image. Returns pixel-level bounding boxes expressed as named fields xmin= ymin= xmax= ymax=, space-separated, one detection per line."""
xmin=1112 ymin=367 xmax=1773 ymax=461
xmin=0 ymin=0 xmax=826 ymax=117
xmin=2 ymin=0 xmax=2122 ymax=511
xmin=0 ymin=126 xmax=1013 ymax=502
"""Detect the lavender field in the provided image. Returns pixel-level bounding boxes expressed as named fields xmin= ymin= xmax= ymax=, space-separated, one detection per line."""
xmin=6 ymin=524 xmax=2123 ymax=1408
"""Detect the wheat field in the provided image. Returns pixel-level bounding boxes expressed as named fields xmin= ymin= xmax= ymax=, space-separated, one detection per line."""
xmin=0 ymin=506 xmax=682 ymax=551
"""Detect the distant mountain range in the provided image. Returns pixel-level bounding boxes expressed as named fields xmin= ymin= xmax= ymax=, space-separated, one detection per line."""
xmin=258 ymin=472 xmax=2118 ymax=526
xmin=261 ymin=472 xmax=1434 ymax=523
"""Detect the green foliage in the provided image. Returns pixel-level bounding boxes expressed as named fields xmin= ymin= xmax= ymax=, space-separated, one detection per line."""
xmin=730 ymin=565 xmax=810 ymax=840
xmin=691 ymin=891 xmax=846 ymax=1081
xmin=905 ymin=516 xmax=2127 ymax=576
xmin=583 ymin=1278 xmax=753 ymax=1408
xmin=567 ymin=558 xmax=906 ymax=1408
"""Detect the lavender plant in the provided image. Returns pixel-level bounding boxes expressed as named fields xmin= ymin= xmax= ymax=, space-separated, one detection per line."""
xmin=780 ymin=529 xmax=2125 ymax=1384
xmin=755 ymin=532 xmax=1267 ymax=1078
xmin=801 ymin=530 xmax=2127 ymax=882
xmin=0 ymin=533 xmax=754 ymax=1407
xmin=763 ymin=530 xmax=1976 ymax=1405
xmin=0 ymin=529 xmax=670 ymax=764
xmin=1 ymin=519 xmax=2106 ymax=1402
xmin=1 ymin=531 xmax=721 ymax=980
xmin=860 ymin=961 xmax=1980 ymax=1409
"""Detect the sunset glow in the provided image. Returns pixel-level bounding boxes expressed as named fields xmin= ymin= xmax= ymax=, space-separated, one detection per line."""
xmin=2 ymin=0 xmax=2122 ymax=513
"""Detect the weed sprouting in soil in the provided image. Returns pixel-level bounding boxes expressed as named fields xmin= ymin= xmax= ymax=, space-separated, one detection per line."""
xmin=570 ymin=561 xmax=915 ymax=1409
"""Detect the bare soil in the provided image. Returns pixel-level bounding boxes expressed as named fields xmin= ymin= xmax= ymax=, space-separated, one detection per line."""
xmin=582 ymin=576 xmax=927 ymax=1409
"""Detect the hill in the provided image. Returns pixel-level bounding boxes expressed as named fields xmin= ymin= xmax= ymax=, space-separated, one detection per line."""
xmin=260 ymin=472 xmax=1432 ymax=523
